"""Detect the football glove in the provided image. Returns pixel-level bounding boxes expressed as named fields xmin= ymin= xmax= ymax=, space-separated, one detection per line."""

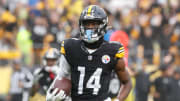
xmin=33 ymin=69 xmax=43 ymax=84
xmin=104 ymin=97 xmax=120 ymax=101
xmin=46 ymin=87 xmax=67 ymax=101
xmin=113 ymin=98 xmax=120 ymax=101
xmin=104 ymin=97 xmax=111 ymax=101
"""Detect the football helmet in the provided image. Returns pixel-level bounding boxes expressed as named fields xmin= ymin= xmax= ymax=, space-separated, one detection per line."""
xmin=43 ymin=48 xmax=60 ymax=66
xmin=79 ymin=5 xmax=108 ymax=43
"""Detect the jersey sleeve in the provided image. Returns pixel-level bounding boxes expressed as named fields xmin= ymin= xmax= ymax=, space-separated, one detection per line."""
xmin=114 ymin=43 xmax=125 ymax=58
xmin=60 ymin=40 xmax=66 ymax=55
xmin=59 ymin=39 xmax=73 ymax=79
xmin=60 ymin=38 xmax=79 ymax=55
xmin=58 ymin=55 xmax=71 ymax=79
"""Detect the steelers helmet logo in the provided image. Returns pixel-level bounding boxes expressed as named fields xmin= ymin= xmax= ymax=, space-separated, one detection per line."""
xmin=102 ymin=55 xmax=110 ymax=64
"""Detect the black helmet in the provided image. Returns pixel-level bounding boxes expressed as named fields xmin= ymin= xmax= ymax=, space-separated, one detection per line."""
xmin=79 ymin=5 xmax=108 ymax=43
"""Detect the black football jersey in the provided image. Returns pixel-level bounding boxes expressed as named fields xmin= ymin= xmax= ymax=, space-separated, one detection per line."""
xmin=34 ymin=68 xmax=55 ymax=94
xmin=60 ymin=38 xmax=124 ymax=101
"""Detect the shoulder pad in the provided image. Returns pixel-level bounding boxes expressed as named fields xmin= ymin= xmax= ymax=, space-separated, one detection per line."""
xmin=109 ymin=41 xmax=121 ymax=44
xmin=60 ymin=38 xmax=80 ymax=55
xmin=71 ymin=38 xmax=79 ymax=40
xmin=109 ymin=41 xmax=124 ymax=58
xmin=109 ymin=41 xmax=124 ymax=46
xmin=106 ymin=41 xmax=125 ymax=58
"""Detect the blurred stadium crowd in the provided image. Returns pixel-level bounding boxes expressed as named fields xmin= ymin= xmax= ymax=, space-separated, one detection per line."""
xmin=0 ymin=0 xmax=180 ymax=101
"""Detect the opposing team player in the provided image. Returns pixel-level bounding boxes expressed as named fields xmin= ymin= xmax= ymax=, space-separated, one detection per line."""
xmin=30 ymin=48 xmax=60 ymax=101
xmin=46 ymin=5 xmax=132 ymax=101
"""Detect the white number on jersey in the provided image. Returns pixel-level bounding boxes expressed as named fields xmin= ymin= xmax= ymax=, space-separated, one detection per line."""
xmin=77 ymin=66 xmax=102 ymax=95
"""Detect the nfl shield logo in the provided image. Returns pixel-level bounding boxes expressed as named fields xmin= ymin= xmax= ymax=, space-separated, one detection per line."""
xmin=88 ymin=55 xmax=93 ymax=61
xmin=102 ymin=55 xmax=110 ymax=64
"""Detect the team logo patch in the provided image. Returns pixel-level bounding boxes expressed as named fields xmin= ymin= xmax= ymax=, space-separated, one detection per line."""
xmin=102 ymin=55 xmax=110 ymax=64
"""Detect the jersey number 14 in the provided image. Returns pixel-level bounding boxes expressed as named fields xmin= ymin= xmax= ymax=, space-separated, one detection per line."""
xmin=78 ymin=66 xmax=102 ymax=95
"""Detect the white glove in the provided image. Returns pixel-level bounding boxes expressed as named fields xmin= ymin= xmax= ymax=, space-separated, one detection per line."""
xmin=114 ymin=98 xmax=120 ymax=101
xmin=46 ymin=87 xmax=67 ymax=101
xmin=33 ymin=69 xmax=43 ymax=84
xmin=104 ymin=97 xmax=111 ymax=101
xmin=104 ymin=97 xmax=120 ymax=101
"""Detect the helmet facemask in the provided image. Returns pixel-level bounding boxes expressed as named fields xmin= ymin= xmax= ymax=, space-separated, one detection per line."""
xmin=80 ymin=19 xmax=107 ymax=43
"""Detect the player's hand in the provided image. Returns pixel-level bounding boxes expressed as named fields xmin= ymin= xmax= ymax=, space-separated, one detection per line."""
xmin=113 ymin=98 xmax=120 ymax=101
xmin=46 ymin=87 xmax=67 ymax=101
xmin=33 ymin=69 xmax=43 ymax=83
xmin=104 ymin=97 xmax=120 ymax=101
xmin=104 ymin=97 xmax=111 ymax=101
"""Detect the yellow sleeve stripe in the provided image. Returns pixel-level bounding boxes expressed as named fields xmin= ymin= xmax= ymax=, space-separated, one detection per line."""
xmin=87 ymin=5 xmax=93 ymax=16
xmin=119 ymin=47 xmax=124 ymax=50
xmin=115 ymin=47 xmax=125 ymax=58
xmin=115 ymin=51 xmax=125 ymax=58
xmin=60 ymin=41 xmax=65 ymax=54
xmin=60 ymin=46 xmax=65 ymax=54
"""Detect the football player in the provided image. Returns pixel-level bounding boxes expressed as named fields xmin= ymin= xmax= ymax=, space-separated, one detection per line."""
xmin=46 ymin=5 xmax=132 ymax=101
xmin=30 ymin=48 xmax=60 ymax=101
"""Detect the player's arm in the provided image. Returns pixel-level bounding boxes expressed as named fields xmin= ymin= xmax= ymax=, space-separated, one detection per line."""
xmin=46 ymin=55 xmax=71 ymax=101
xmin=114 ymin=45 xmax=132 ymax=101
xmin=30 ymin=68 xmax=42 ymax=96
xmin=48 ymin=40 xmax=71 ymax=90
xmin=115 ymin=58 xmax=132 ymax=101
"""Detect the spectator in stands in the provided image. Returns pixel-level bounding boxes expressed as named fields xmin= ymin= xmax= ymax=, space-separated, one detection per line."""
xmin=0 ymin=31 xmax=16 ymax=52
xmin=16 ymin=21 xmax=33 ymax=67
xmin=153 ymin=64 xmax=174 ymax=101
xmin=0 ymin=7 xmax=17 ymax=32
xmin=137 ymin=26 xmax=154 ymax=64
xmin=159 ymin=24 xmax=172 ymax=59
xmin=8 ymin=59 xmax=33 ymax=101
xmin=31 ymin=16 xmax=48 ymax=49
xmin=0 ymin=31 xmax=20 ymax=65
xmin=150 ymin=4 xmax=163 ymax=40
xmin=30 ymin=16 xmax=48 ymax=65
xmin=171 ymin=67 xmax=180 ymax=101
xmin=171 ymin=9 xmax=180 ymax=54
xmin=48 ymin=11 xmax=59 ymax=38
xmin=134 ymin=62 xmax=152 ymax=101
